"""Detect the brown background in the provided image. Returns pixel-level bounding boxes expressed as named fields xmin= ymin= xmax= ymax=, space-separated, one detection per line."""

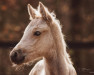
xmin=0 ymin=0 xmax=94 ymax=75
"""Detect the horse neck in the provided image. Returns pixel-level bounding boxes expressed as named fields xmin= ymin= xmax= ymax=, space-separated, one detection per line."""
xmin=44 ymin=22 xmax=71 ymax=75
xmin=44 ymin=42 xmax=69 ymax=75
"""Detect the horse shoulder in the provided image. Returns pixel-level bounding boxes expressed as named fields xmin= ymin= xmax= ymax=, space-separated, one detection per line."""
xmin=29 ymin=60 xmax=45 ymax=75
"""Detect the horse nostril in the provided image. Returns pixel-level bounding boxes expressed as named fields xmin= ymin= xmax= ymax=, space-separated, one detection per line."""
xmin=10 ymin=50 xmax=25 ymax=64
xmin=12 ymin=51 xmax=17 ymax=58
xmin=10 ymin=51 xmax=18 ymax=62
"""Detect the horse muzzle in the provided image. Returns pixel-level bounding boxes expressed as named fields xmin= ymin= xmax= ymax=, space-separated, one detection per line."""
xmin=10 ymin=49 xmax=25 ymax=64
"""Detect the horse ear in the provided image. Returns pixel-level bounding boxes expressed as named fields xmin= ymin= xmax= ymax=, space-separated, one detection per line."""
xmin=27 ymin=4 xmax=37 ymax=20
xmin=39 ymin=2 xmax=52 ymax=22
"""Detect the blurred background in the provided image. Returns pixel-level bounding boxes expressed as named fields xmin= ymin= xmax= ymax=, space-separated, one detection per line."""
xmin=0 ymin=0 xmax=94 ymax=75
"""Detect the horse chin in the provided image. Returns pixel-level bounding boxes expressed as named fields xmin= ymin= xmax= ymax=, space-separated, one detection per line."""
xmin=12 ymin=62 xmax=24 ymax=68
xmin=12 ymin=62 xmax=26 ymax=71
xmin=24 ymin=56 xmax=43 ymax=67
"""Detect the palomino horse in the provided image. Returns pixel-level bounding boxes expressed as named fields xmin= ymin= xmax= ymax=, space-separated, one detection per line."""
xmin=10 ymin=2 xmax=77 ymax=75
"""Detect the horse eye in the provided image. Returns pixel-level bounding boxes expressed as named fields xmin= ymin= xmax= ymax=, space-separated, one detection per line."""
xmin=34 ymin=31 xmax=41 ymax=36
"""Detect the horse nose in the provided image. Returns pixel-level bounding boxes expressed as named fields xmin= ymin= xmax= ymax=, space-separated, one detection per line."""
xmin=11 ymin=51 xmax=17 ymax=59
xmin=10 ymin=49 xmax=25 ymax=64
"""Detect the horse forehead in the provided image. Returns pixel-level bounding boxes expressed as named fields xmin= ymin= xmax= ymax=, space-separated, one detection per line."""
xmin=31 ymin=18 xmax=46 ymax=27
xmin=24 ymin=18 xmax=48 ymax=33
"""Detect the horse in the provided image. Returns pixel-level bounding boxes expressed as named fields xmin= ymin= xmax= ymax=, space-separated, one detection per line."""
xmin=10 ymin=2 xmax=77 ymax=75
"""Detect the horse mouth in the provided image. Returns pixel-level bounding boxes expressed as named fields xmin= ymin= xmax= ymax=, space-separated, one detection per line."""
xmin=13 ymin=56 xmax=25 ymax=65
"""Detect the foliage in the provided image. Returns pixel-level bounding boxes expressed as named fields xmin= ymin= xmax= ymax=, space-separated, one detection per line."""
xmin=0 ymin=0 xmax=94 ymax=42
